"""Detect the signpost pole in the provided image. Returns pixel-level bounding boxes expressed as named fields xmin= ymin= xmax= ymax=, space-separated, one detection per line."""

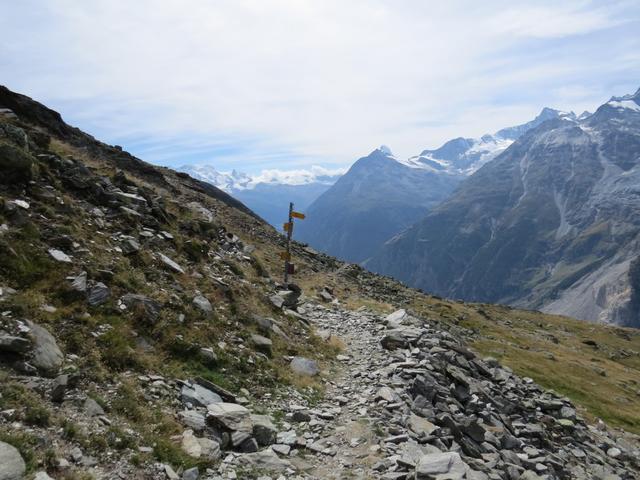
xmin=284 ymin=202 xmax=293 ymax=286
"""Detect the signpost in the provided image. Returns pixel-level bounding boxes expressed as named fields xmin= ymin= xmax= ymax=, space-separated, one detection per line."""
xmin=282 ymin=202 xmax=305 ymax=285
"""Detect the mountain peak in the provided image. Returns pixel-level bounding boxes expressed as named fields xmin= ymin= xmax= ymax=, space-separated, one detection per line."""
xmin=377 ymin=145 xmax=394 ymax=157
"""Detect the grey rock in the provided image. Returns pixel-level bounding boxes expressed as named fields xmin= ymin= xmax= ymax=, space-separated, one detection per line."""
xmin=181 ymin=383 xmax=222 ymax=407
xmin=415 ymin=452 xmax=468 ymax=479
xmin=381 ymin=333 xmax=408 ymax=350
xmin=182 ymin=467 xmax=199 ymax=480
xmin=0 ymin=334 xmax=31 ymax=354
xmin=84 ymin=397 xmax=105 ymax=417
xmin=250 ymin=334 xmax=273 ymax=357
xmin=206 ymin=403 xmax=252 ymax=432
xmin=70 ymin=271 xmax=88 ymax=292
xmin=159 ymin=253 xmax=185 ymax=274
xmin=290 ymin=356 xmax=319 ymax=376
xmin=51 ymin=374 xmax=69 ymax=402
xmin=26 ymin=321 xmax=63 ymax=377
xmin=121 ymin=238 xmax=140 ymax=255
xmin=0 ymin=441 xmax=26 ymax=480
xmin=121 ymin=293 xmax=161 ymax=321
xmin=179 ymin=410 xmax=206 ymax=431
xmin=192 ymin=294 xmax=212 ymax=314
xmin=251 ymin=414 xmax=277 ymax=446
xmin=87 ymin=282 xmax=110 ymax=306
xmin=48 ymin=248 xmax=72 ymax=263
xmin=234 ymin=449 xmax=293 ymax=472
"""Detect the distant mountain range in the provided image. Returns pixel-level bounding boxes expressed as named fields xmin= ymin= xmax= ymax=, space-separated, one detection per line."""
xmin=296 ymin=107 xmax=578 ymax=263
xmin=178 ymin=165 xmax=344 ymax=226
xmin=367 ymin=88 xmax=640 ymax=326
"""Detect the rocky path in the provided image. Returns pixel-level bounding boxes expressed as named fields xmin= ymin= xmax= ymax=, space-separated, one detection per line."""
xmin=259 ymin=301 xmax=640 ymax=480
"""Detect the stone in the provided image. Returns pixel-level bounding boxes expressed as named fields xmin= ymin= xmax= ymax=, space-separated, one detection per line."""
xmin=26 ymin=321 xmax=63 ymax=377
xmin=385 ymin=309 xmax=409 ymax=324
xmin=290 ymin=356 xmax=319 ymax=376
xmin=34 ymin=472 xmax=54 ymax=480
xmin=234 ymin=449 xmax=293 ymax=472
xmin=269 ymin=295 xmax=286 ymax=309
xmin=607 ymin=447 xmax=622 ymax=458
xmin=182 ymin=467 xmax=199 ymax=480
xmin=250 ymin=334 xmax=273 ymax=357
xmin=120 ymin=293 xmax=161 ymax=322
xmin=276 ymin=430 xmax=297 ymax=446
xmin=70 ymin=271 xmax=87 ymax=292
xmin=84 ymin=397 xmax=105 ymax=417
xmin=181 ymin=430 xmax=220 ymax=459
xmin=181 ymin=383 xmax=222 ymax=407
xmin=51 ymin=374 xmax=68 ymax=402
xmin=0 ymin=334 xmax=31 ymax=354
xmin=381 ymin=333 xmax=408 ymax=350
xmin=159 ymin=253 xmax=185 ymax=274
xmin=375 ymin=386 xmax=400 ymax=403
xmin=206 ymin=403 xmax=252 ymax=432
xmin=48 ymin=248 xmax=72 ymax=263
xmin=407 ymin=414 xmax=438 ymax=436
xmin=415 ymin=452 xmax=468 ymax=479
xmin=192 ymin=294 xmax=212 ymax=314
xmin=87 ymin=282 xmax=110 ymax=306
xmin=251 ymin=414 xmax=277 ymax=446
xmin=121 ymin=238 xmax=140 ymax=255
xmin=164 ymin=464 xmax=180 ymax=480
xmin=0 ymin=440 xmax=26 ymax=480
xmin=179 ymin=410 xmax=206 ymax=431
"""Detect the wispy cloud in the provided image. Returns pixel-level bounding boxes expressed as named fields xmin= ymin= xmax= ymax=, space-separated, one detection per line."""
xmin=1 ymin=0 xmax=638 ymax=171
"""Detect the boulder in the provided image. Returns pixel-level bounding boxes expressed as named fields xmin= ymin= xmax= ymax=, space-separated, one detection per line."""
xmin=290 ymin=356 xmax=319 ymax=376
xmin=0 ymin=440 xmax=26 ymax=480
xmin=206 ymin=403 xmax=252 ymax=432
xmin=26 ymin=321 xmax=63 ymax=377
xmin=51 ymin=374 xmax=69 ymax=402
xmin=70 ymin=271 xmax=87 ymax=292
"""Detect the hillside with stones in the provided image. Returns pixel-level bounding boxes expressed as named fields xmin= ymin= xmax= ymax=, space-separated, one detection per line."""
xmin=0 ymin=86 xmax=639 ymax=480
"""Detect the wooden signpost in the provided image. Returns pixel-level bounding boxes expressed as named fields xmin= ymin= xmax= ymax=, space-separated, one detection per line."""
xmin=282 ymin=202 xmax=305 ymax=285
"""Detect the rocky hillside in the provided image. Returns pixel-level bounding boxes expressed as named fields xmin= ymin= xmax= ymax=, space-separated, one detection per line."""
xmin=367 ymin=88 xmax=640 ymax=327
xmin=297 ymin=109 xmax=572 ymax=264
xmin=0 ymin=86 xmax=639 ymax=480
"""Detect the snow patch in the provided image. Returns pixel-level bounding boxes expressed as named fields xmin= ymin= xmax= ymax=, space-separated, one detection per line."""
xmin=607 ymin=100 xmax=640 ymax=112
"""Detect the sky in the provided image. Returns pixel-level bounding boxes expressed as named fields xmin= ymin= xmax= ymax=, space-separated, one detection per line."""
xmin=1 ymin=0 xmax=639 ymax=174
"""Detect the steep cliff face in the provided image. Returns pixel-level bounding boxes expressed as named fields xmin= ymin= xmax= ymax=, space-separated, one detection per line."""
xmin=368 ymin=88 xmax=640 ymax=326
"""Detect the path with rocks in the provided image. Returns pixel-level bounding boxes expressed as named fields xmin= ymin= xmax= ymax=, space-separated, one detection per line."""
xmin=257 ymin=302 xmax=640 ymax=480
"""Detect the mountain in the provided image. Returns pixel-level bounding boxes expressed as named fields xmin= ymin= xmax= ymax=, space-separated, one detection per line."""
xmin=297 ymin=109 xmax=573 ymax=263
xmin=179 ymin=164 xmax=342 ymax=227
xmin=367 ymin=88 xmax=640 ymax=327
xmin=1 ymin=85 xmax=640 ymax=478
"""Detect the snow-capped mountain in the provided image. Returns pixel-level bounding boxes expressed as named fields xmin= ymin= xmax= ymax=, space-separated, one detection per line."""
xmin=402 ymin=108 xmax=579 ymax=175
xmin=178 ymin=164 xmax=344 ymax=226
xmin=297 ymin=107 xmax=574 ymax=263
xmin=367 ymin=87 xmax=640 ymax=326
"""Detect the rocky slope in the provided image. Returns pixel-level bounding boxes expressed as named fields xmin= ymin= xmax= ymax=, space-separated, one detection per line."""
xmin=297 ymin=109 xmax=573 ymax=264
xmin=367 ymin=88 xmax=640 ymax=327
xmin=0 ymin=85 xmax=639 ymax=480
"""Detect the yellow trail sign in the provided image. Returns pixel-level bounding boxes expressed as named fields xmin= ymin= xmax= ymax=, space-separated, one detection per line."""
xmin=291 ymin=211 xmax=306 ymax=220
xmin=283 ymin=222 xmax=292 ymax=233
xmin=279 ymin=251 xmax=291 ymax=261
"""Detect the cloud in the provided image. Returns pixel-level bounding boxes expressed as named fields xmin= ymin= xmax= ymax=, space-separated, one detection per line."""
xmin=1 ymin=0 xmax=639 ymax=171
